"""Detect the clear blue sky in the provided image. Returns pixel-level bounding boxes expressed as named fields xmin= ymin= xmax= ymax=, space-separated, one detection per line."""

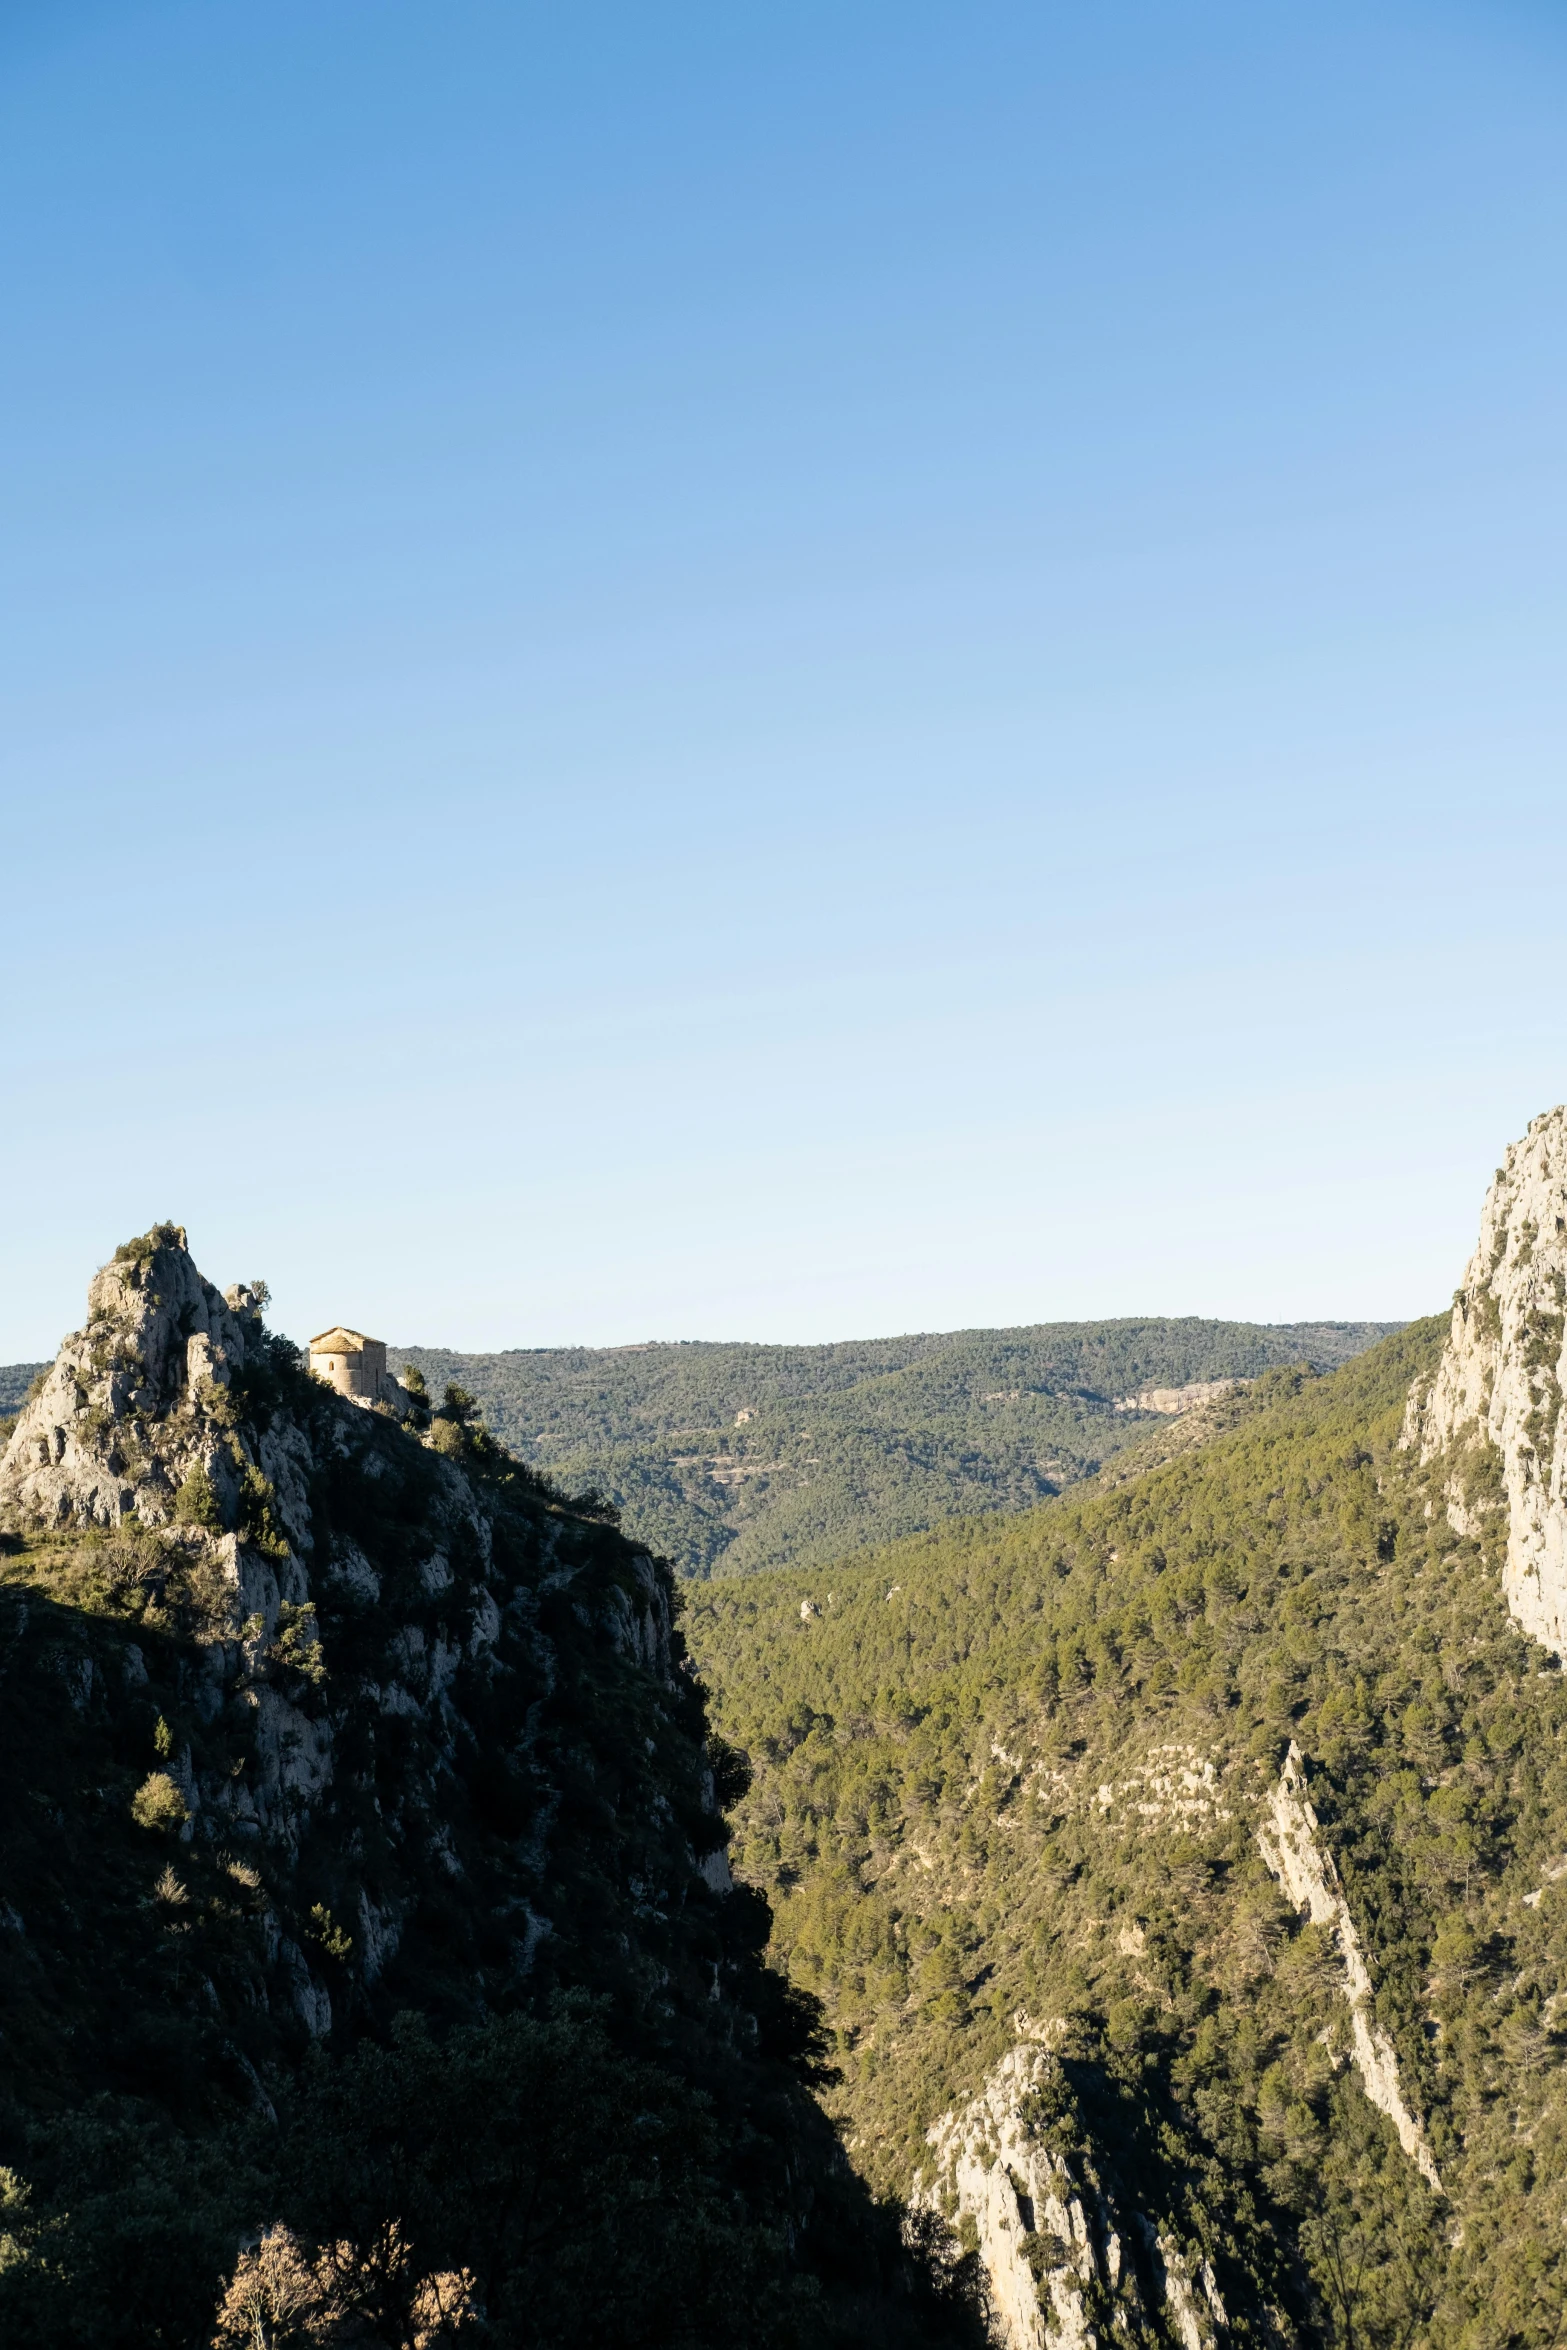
xmin=4 ymin=0 xmax=1567 ymax=1358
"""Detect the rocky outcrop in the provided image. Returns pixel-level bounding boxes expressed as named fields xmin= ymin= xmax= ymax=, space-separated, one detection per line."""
xmin=1404 ymin=1107 xmax=1567 ymax=1658
xmin=1257 ymin=1744 xmax=1441 ymax=2194
xmin=920 ymin=2042 xmax=1225 ymax=2350
xmin=921 ymin=2043 xmax=1107 ymax=2350
xmin=1113 ymin=1380 xmax=1243 ymax=1417
xmin=0 ymin=1225 xmax=271 ymax=1534
xmin=0 ymin=1233 xmax=960 ymax=2350
xmin=922 ymin=1742 xmax=1445 ymax=2346
xmin=0 ymin=1226 xmax=720 ymax=2061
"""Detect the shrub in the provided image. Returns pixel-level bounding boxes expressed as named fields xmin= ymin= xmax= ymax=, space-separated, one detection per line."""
xmin=238 ymin=1467 xmax=289 ymax=1560
xmin=263 ymin=2006 xmax=807 ymax=2350
xmin=113 ymin=1221 xmax=185 ymax=1265
xmin=130 ymin=1773 xmax=188 ymax=1833
xmin=270 ymin=1604 xmax=326 ymax=1686
xmin=307 ymin=1905 xmax=353 ymax=1964
xmin=98 ymin=1531 xmax=162 ymax=1602
xmin=172 ymin=1466 xmax=223 ymax=1532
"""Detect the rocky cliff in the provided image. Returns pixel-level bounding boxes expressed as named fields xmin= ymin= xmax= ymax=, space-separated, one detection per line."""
xmin=0 ymin=1226 xmax=981 ymax=2349
xmin=920 ymin=2039 xmax=1228 ymax=2350
xmin=1255 ymin=1745 xmax=1441 ymax=2193
xmin=0 ymin=1223 xmax=695 ymax=2042
xmin=904 ymin=1727 xmax=1446 ymax=2349
xmin=1405 ymin=1105 xmax=1567 ymax=1657
xmin=3 ymin=1226 xmax=297 ymax=1536
xmin=696 ymin=1316 xmax=1567 ymax=2350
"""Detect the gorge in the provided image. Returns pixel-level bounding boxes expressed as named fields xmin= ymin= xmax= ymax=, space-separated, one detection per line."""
xmin=4 ymin=1114 xmax=1567 ymax=2346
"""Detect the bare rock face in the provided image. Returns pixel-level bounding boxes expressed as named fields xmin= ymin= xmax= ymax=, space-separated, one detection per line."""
xmin=0 ymin=1223 xmax=269 ymax=1534
xmin=1405 ymin=1107 xmax=1567 ymax=1658
xmin=0 ymin=1224 xmax=700 ymax=2049
xmin=1257 ymin=1746 xmax=1441 ymax=2192
xmin=921 ymin=2042 xmax=1104 ymax=2350
xmin=920 ymin=2041 xmax=1226 ymax=2350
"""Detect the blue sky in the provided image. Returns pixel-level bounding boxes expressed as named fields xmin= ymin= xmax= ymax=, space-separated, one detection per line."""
xmin=4 ymin=0 xmax=1567 ymax=1356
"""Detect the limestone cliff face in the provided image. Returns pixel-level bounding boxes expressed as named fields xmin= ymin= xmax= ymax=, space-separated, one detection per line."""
xmin=1 ymin=1227 xmax=275 ymax=1534
xmin=922 ymin=2043 xmax=1098 ymax=2350
xmin=1257 ymin=1746 xmax=1441 ymax=2193
xmin=921 ymin=2042 xmax=1227 ymax=2350
xmin=1405 ymin=1107 xmax=1567 ymax=1657
xmin=0 ymin=1227 xmax=726 ymax=2078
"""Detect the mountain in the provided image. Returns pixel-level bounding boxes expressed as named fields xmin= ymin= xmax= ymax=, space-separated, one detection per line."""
xmin=0 ymin=1226 xmax=983 ymax=2348
xmin=2 ymin=1142 xmax=1546 ymax=2350
xmin=1403 ymin=1108 xmax=1567 ymax=1655
xmin=0 ymin=1360 xmax=46 ymax=1415
xmin=389 ymin=1321 xmax=1399 ymax=1581
xmin=686 ymin=1109 xmax=1567 ymax=2350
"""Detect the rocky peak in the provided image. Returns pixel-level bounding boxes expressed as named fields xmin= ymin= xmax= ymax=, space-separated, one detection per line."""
xmin=0 ymin=1222 xmax=270 ymax=1535
xmin=0 ymin=1223 xmax=707 ymax=2048
xmin=0 ymin=1230 xmax=978 ymax=2350
xmin=1406 ymin=1105 xmax=1567 ymax=1656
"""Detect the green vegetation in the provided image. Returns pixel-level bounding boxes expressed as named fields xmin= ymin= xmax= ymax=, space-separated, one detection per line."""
xmin=688 ymin=1322 xmax=1567 ymax=2347
xmin=13 ymin=1248 xmax=1562 ymax=2344
xmin=0 ymin=1319 xmax=984 ymax=2349
xmin=392 ymin=1318 xmax=1398 ymax=1580
xmin=0 ymin=1361 xmax=46 ymax=1435
xmin=172 ymin=1462 xmax=223 ymax=1531
xmin=129 ymin=1770 xmax=188 ymax=1831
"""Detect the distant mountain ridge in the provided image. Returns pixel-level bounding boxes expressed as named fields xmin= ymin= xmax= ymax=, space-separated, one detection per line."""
xmin=0 ymin=1363 xmax=44 ymax=1416
xmin=389 ymin=1318 xmax=1401 ymax=1578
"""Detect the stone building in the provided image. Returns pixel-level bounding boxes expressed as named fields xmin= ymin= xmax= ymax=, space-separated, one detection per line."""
xmin=308 ymin=1326 xmax=400 ymax=1407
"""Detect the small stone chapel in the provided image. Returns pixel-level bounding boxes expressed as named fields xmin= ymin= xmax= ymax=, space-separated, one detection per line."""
xmin=308 ymin=1326 xmax=398 ymax=1405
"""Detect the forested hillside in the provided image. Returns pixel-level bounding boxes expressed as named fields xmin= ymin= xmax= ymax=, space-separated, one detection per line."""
xmin=391 ymin=1320 xmax=1397 ymax=1580
xmin=688 ymin=1317 xmax=1567 ymax=2348
xmin=0 ymin=1361 xmax=44 ymax=1415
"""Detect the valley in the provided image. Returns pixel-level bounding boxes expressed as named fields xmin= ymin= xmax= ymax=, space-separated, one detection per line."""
xmin=675 ymin=1109 xmax=1567 ymax=2346
xmin=1 ymin=1115 xmax=1565 ymax=2347
xmin=386 ymin=1320 xmax=1397 ymax=1580
xmin=4 ymin=7 xmax=1549 ymax=2345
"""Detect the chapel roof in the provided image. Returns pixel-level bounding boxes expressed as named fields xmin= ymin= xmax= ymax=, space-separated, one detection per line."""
xmin=309 ymin=1327 xmax=377 ymax=1354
